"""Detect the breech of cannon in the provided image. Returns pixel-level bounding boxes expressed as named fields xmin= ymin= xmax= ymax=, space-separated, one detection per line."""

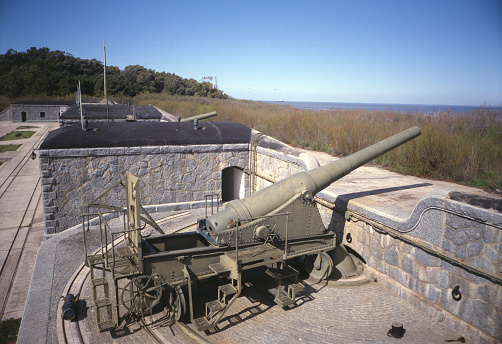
xmin=202 ymin=126 xmax=421 ymax=239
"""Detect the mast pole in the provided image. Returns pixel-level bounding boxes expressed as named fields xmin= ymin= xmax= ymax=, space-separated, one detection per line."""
xmin=104 ymin=40 xmax=109 ymax=122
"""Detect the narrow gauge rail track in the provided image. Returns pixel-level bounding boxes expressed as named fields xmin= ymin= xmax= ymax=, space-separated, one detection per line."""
xmin=0 ymin=125 xmax=53 ymax=320
xmin=58 ymin=215 xmax=208 ymax=344
xmin=0 ymin=125 xmax=51 ymax=196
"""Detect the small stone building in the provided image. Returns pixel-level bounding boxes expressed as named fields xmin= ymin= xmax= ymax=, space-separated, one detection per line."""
xmin=38 ymin=121 xmax=252 ymax=233
xmin=10 ymin=100 xmax=74 ymax=122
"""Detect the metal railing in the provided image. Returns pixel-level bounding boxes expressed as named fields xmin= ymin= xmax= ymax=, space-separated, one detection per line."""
xmin=204 ymin=193 xmax=220 ymax=218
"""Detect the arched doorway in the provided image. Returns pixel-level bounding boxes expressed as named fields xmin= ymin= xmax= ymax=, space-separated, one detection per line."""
xmin=221 ymin=166 xmax=245 ymax=202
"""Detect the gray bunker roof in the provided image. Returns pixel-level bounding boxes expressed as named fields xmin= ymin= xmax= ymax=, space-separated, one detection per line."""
xmin=39 ymin=121 xmax=253 ymax=149
xmin=60 ymin=104 xmax=162 ymax=120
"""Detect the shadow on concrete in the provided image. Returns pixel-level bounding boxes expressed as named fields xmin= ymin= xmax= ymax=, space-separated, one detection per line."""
xmin=334 ymin=182 xmax=433 ymax=209
xmin=327 ymin=183 xmax=432 ymax=247
xmin=183 ymin=268 xmax=322 ymax=335
xmin=77 ymin=299 xmax=87 ymax=321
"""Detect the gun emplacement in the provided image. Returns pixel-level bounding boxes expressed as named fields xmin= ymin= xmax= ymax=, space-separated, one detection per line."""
xmin=199 ymin=126 xmax=421 ymax=244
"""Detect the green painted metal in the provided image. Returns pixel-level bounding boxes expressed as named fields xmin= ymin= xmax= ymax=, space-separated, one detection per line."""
xmin=202 ymin=126 xmax=421 ymax=241
xmin=177 ymin=111 xmax=217 ymax=122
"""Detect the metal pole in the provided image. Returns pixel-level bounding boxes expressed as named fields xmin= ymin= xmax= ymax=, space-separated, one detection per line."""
xmin=284 ymin=214 xmax=289 ymax=260
xmin=235 ymin=220 xmax=239 ymax=266
xmin=104 ymin=40 xmax=109 ymax=122
xmin=79 ymin=80 xmax=83 ymax=130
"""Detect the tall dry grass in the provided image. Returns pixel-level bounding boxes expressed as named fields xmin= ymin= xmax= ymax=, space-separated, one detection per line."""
xmin=133 ymin=93 xmax=502 ymax=192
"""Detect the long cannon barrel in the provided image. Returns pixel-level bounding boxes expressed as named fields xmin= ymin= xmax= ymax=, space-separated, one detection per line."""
xmin=177 ymin=111 xmax=217 ymax=122
xmin=204 ymin=126 xmax=421 ymax=234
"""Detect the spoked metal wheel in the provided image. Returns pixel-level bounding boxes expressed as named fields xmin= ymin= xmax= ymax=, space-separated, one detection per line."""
xmin=167 ymin=285 xmax=186 ymax=321
xmin=121 ymin=274 xmax=163 ymax=317
xmin=304 ymin=251 xmax=334 ymax=283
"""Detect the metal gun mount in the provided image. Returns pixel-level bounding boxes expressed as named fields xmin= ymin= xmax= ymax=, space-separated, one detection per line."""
xmin=198 ymin=126 xmax=422 ymax=247
xmin=81 ymin=126 xmax=421 ymax=332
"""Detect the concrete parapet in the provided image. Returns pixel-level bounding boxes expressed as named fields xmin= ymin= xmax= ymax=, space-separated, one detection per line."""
xmin=315 ymin=188 xmax=502 ymax=343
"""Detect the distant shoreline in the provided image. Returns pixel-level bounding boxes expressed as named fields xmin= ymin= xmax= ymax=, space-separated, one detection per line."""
xmin=263 ymin=100 xmax=501 ymax=115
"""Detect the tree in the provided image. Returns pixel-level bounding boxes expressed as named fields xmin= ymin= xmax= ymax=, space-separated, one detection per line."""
xmin=0 ymin=47 xmax=229 ymax=99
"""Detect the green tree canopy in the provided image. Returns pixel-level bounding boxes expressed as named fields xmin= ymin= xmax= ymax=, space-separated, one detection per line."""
xmin=0 ymin=47 xmax=228 ymax=99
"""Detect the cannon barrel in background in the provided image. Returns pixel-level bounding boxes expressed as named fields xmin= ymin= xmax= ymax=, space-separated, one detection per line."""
xmin=178 ymin=111 xmax=217 ymax=122
xmin=204 ymin=126 xmax=421 ymax=234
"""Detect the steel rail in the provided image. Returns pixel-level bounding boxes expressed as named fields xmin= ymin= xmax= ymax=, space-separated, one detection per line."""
xmin=0 ymin=124 xmax=51 ymax=196
xmin=0 ymin=177 xmax=42 ymax=320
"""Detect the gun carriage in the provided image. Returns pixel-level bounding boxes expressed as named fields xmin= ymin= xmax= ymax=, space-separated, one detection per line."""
xmin=81 ymin=126 xmax=421 ymax=332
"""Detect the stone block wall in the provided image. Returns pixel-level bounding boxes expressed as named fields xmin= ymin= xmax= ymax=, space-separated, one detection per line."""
xmin=316 ymin=190 xmax=502 ymax=344
xmin=0 ymin=107 xmax=11 ymax=121
xmin=254 ymin=146 xmax=320 ymax=189
xmin=39 ymin=144 xmax=249 ymax=234
xmin=11 ymin=104 xmax=69 ymax=122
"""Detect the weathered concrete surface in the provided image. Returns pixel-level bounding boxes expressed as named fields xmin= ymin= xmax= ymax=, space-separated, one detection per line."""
xmin=0 ymin=122 xmax=55 ymax=321
xmin=26 ymin=209 xmax=472 ymax=344
xmin=298 ymin=146 xmax=496 ymax=216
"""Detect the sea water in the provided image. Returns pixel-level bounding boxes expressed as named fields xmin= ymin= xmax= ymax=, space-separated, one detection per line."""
xmin=267 ymin=101 xmax=500 ymax=115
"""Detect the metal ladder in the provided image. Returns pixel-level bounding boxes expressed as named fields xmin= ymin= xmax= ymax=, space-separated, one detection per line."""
xmin=193 ymin=276 xmax=241 ymax=331
xmin=192 ymin=243 xmax=303 ymax=331
xmin=88 ymin=255 xmax=115 ymax=332
xmin=264 ymin=264 xmax=304 ymax=307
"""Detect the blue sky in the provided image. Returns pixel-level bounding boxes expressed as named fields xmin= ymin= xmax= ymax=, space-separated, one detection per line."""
xmin=1 ymin=0 xmax=501 ymax=106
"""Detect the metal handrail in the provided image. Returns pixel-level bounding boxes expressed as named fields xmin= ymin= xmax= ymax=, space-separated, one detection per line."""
xmin=233 ymin=211 xmax=292 ymax=260
xmin=204 ymin=193 xmax=220 ymax=218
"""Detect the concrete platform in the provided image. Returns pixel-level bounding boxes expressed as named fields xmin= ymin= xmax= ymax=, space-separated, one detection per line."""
xmin=7 ymin=120 xmax=500 ymax=343
xmin=44 ymin=209 xmax=473 ymax=344
xmin=0 ymin=122 xmax=55 ymax=321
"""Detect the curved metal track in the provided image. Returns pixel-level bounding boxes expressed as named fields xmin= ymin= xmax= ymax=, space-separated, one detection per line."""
xmin=58 ymin=220 xmax=206 ymax=344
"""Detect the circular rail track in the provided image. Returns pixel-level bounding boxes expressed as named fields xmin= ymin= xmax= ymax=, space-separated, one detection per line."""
xmin=57 ymin=221 xmax=209 ymax=344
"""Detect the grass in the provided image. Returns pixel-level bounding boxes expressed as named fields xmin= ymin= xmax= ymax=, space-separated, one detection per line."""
xmin=17 ymin=126 xmax=39 ymax=129
xmin=0 ymin=131 xmax=35 ymax=141
xmin=0 ymin=144 xmax=21 ymax=153
xmin=0 ymin=317 xmax=21 ymax=344
xmin=131 ymin=93 xmax=502 ymax=193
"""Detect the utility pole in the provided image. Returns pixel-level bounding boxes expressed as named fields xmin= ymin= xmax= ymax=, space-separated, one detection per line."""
xmin=78 ymin=80 xmax=83 ymax=130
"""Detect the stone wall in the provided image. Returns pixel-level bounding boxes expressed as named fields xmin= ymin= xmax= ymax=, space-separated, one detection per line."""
xmin=254 ymin=146 xmax=320 ymax=190
xmin=316 ymin=190 xmax=502 ymax=344
xmin=39 ymin=144 xmax=249 ymax=234
xmin=0 ymin=107 xmax=11 ymax=121
xmin=11 ymin=104 xmax=69 ymax=122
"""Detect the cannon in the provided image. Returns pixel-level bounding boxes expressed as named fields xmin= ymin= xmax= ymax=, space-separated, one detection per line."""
xmin=81 ymin=126 xmax=421 ymax=332
xmin=177 ymin=111 xmax=217 ymax=122
xmin=199 ymin=126 xmax=422 ymax=246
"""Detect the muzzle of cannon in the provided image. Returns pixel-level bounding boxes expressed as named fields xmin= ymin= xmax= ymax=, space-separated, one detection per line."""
xmin=198 ymin=126 xmax=421 ymax=246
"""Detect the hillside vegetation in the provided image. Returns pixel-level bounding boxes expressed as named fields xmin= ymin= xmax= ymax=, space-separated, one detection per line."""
xmin=136 ymin=93 xmax=502 ymax=193
xmin=0 ymin=47 xmax=227 ymax=100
